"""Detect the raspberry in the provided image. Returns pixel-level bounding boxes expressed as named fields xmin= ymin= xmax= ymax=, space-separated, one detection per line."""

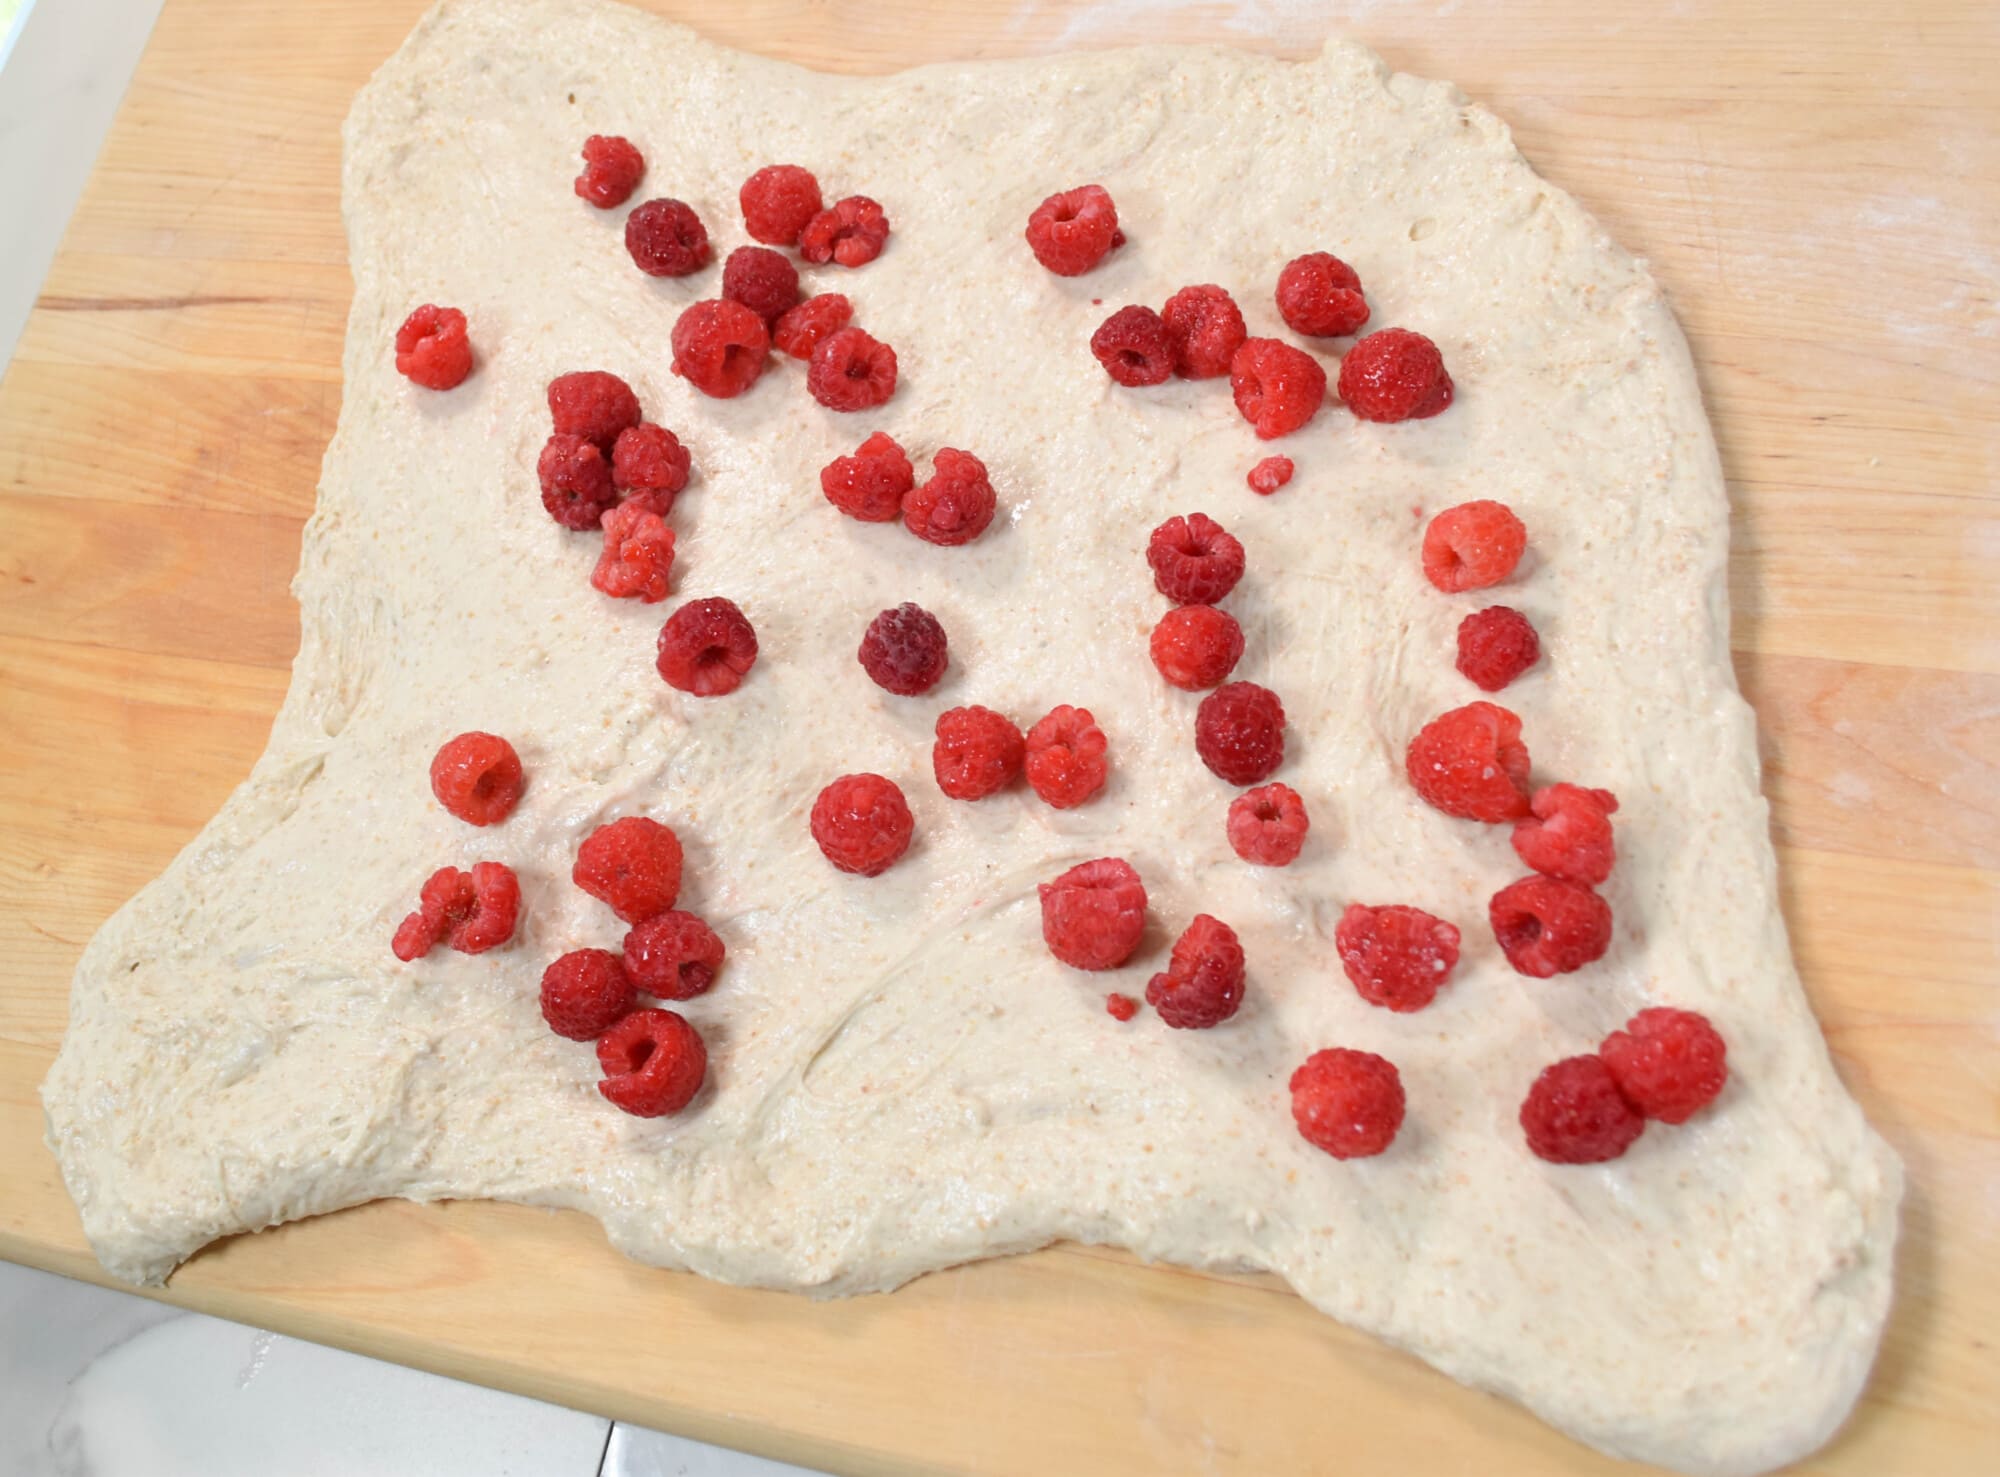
xmin=623 ymin=909 xmax=726 ymax=1000
xmin=799 ymin=195 xmax=890 ymax=268
xmin=1599 ymin=1008 xmax=1728 ymax=1124
xmin=1106 ymin=992 xmax=1139 ymax=1022
xmin=821 ymin=432 xmax=913 ymax=522
xmin=591 ymin=502 xmax=675 ymax=603
xmin=810 ymin=773 xmax=915 ymax=876
xmin=539 ymin=949 xmax=635 ymax=1040
xmin=1520 ymin=1056 xmax=1644 ymax=1164
xmin=1339 ymin=327 xmax=1453 ymax=422
xmin=1038 ymin=857 xmax=1146 ymax=970
xmin=739 ymin=164 xmax=823 ymax=246
xmin=394 ymin=304 xmax=473 ymax=391
xmin=1512 ymin=783 xmax=1619 ymax=886
xmin=808 ymin=326 xmax=898 ymax=412
xmin=1423 ymin=500 xmax=1527 ymax=593
xmin=573 ymin=816 xmax=683 ymax=923
xmin=721 ymin=245 xmax=801 ymax=324
xmin=1146 ymin=914 xmax=1246 ymax=1029
xmin=858 ymin=602 xmax=947 ymax=695
xmin=1230 ymin=338 xmax=1326 ymax=439
xmin=1025 ymin=705 xmax=1108 ymax=809
xmin=1090 ymin=305 xmax=1173 ymax=387
xmin=1275 ymin=252 xmax=1370 ymax=338
xmin=625 ymin=198 xmax=711 ymax=277
xmin=1146 ymin=512 xmax=1245 ymax=605
xmin=1194 ymin=682 xmax=1285 ymax=786
xmin=1226 ymin=782 xmax=1308 ymax=866
xmin=656 ymin=596 xmax=758 ymax=696
xmin=772 ymin=293 xmax=852 ymax=360
xmin=1025 ymin=184 xmax=1120 ymax=276
xmin=1456 ymin=605 xmax=1540 ymax=691
xmin=902 ymin=448 xmax=996 ymax=546
xmin=933 ymin=705 xmax=1025 ymax=800
xmin=611 ymin=423 xmax=691 ymax=516
xmin=1490 ymin=875 xmax=1614 ymax=978
xmin=1246 ymin=456 xmax=1294 ymax=496
xmin=391 ymin=861 xmax=519 ymax=961
xmin=1405 ymin=701 xmax=1531 ymax=821
xmin=1160 ymin=284 xmax=1247 ymax=380
xmin=574 ymin=134 xmax=645 ymax=209
xmin=1149 ymin=605 xmax=1243 ymax=690
xmin=1289 ymin=1048 xmax=1404 ymax=1160
xmin=428 ymin=731 xmax=524 ymax=826
xmin=548 ymin=371 xmax=646 ymax=461
xmin=597 ymin=1008 xmax=707 ymax=1117
xmin=670 ymin=299 xmax=769 ymax=399
xmin=538 ymin=433 xmax=617 ymax=530
xmin=1334 ymin=903 xmax=1460 ymax=1013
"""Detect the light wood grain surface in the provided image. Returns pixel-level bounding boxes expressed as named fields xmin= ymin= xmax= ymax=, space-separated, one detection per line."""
xmin=2 ymin=2 xmax=1996 ymax=1473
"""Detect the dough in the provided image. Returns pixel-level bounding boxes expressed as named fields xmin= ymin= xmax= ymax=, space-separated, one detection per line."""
xmin=42 ymin=2 xmax=1901 ymax=1471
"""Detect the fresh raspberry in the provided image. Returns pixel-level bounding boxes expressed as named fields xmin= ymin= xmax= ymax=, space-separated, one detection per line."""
xmin=1339 ymin=327 xmax=1453 ymax=422
xmin=1520 ymin=1055 xmax=1644 ymax=1164
xmin=656 ymin=596 xmax=758 ymax=696
xmin=1025 ymin=705 xmax=1109 ymax=809
xmin=772 ymin=293 xmax=853 ymax=360
xmin=539 ymin=949 xmax=635 ymax=1040
xmin=1423 ymin=500 xmax=1527 ymax=593
xmin=391 ymin=861 xmax=520 ymax=961
xmin=902 ymin=448 xmax=996 ymax=545
xmin=1289 ymin=1049 xmax=1405 ymax=1160
xmin=1405 ymin=701 xmax=1531 ymax=821
xmin=1226 ymin=783 xmax=1308 ymax=866
xmin=428 ymin=731 xmax=524 ymax=826
xmin=547 ymin=369 xmax=641 ymax=448
xmin=1195 ymin=682 xmax=1286 ymax=786
xmin=799 ymin=195 xmax=890 ymax=268
xmin=810 ymin=773 xmax=915 ymax=876
xmin=1599 ymin=1008 xmax=1728 ymax=1124
xmin=820 ymin=432 xmax=912 ymax=522
xmin=1090 ymin=305 xmax=1173 ymax=387
xmin=1025 ymin=184 xmax=1121 ymax=276
xmin=1146 ymin=512 xmax=1245 ymax=605
xmin=573 ymin=816 xmax=683 ymax=923
xmin=1106 ymin=992 xmax=1139 ymax=1022
xmin=623 ymin=909 xmax=726 ymax=1000
xmin=1159 ymin=284 xmax=1247 ymax=379
xmin=597 ymin=1008 xmax=707 ymax=1117
xmin=1490 ymin=875 xmax=1614 ymax=978
xmin=1146 ymin=914 xmax=1246 ymax=1029
xmin=739 ymin=164 xmax=823 ymax=246
xmin=858 ymin=603 xmax=948 ymax=695
xmin=1457 ymin=605 xmax=1541 ymax=691
xmin=1246 ymin=456 xmax=1294 ymax=496
xmin=592 ymin=502 xmax=675 ymax=603
xmin=574 ymin=134 xmax=645 ymax=209
xmin=1275 ymin=252 xmax=1370 ymax=338
xmin=1334 ymin=903 xmax=1460 ymax=1013
xmin=625 ymin=198 xmax=711 ymax=277
xmin=611 ymin=423 xmax=692 ymax=516
xmin=1149 ymin=605 xmax=1243 ymax=690
xmin=538 ymin=433 xmax=617 ymax=531
xmin=670 ymin=299 xmax=769 ymax=399
xmin=932 ymin=705 xmax=1025 ymax=800
xmin=1230 ymin=338 xmax=1326 ymax=439
xmin=1038 ymin=857 xmax=1146 ymax=970
xmin=721 ymin=245 xmax=801 ymax=324
xmin=1512 ymin=784 xmax=1619 ymax=885
xmin=394 ymin=304 xmax=473 ymax=391
xmin=808 ymin=327 xmax=898 ymax=411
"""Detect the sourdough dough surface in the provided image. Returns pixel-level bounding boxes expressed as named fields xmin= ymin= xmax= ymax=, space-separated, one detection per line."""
xmin=43 ymin=2 xmax=1901 ymax=1471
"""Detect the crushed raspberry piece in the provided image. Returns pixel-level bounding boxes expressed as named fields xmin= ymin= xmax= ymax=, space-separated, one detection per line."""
xmin=933 ymin=705 xmax=1025 ymax=800
xmin=808 ymin=326 xmax=898 ymax=411
xmin=538 ymin=433 xmax=617 ymax=531
xmin=574 ymin=816 xmax=683 ymax=923
xmin=1513 ymin=783 xmax=1619 ymax=885
xmin=858 ymin=603 xmax=948 ymax=695
xmin=592 ymin=502 xmax=676 ymax=603
xmin=1146 ymin=512 xmax=1245 ymax=605
xmin=721 ymin=245 xmax=801 ymax=324
xmin=429 ymin=731 xmax=524 ymax=826
xmin=1339 ymin=327 xmax=1453 ymax=422
xmin=391 ymin=861 xmax=520 ymax=961
xmin=820 ymin=431 xmax=913 ymax=521
xmin=1230 ymin=338 xmax=1326 ymax=439
xmin=548 ymin=371 xmax=641 ymax=452
xmin=1290 ymin=1048 xmax=1405 ymax=1159
xmin=773 ymin=293 xmax=853 ymax=360
xmin=1195 ymin=682 xmax=1286 ymax=786
xmin=810 ymin=773 xmax=915 ymax=876
xmin=1275 ymin=252 xmax=1370 ymax=338
xmin=1146 ymin=914 xmax=1246 ymax=1029
xmin=597 ymin=1008 xmax=707 ymax=1117
xmin=1423 ymin=500 xmax=1527 ymax=593
xmin=1025 ymin=704 xmax=1109 ymax=809
xmin=574 ymin=134 xmax=645 ymax=209
xmin=1405 ymin=701 xmax=1532 ymax=821
xmin=1335 ymin=903 xmax=1460 ymax=1013
xmin=1246 ymin=456 xmax=1294 ymax=496
xmin=623 ymin=909 xmax=726 ymax=1000
xmin=625 ymin=198 xmax=711 ymax=277
xmin=1091 ymin=305 xmax=1174 ymax=387
xmin=1025 ymin=184 xmax=1120 ymax=276
xmin=1038 ymin=857 xmax=1146 ymax=970
xmin=1160 ymin=284 xmax=1247 ymax=380
xmin=1600 ymin=1008 xmax=1728 ymax=1124
xmin=800 ymin=195 xmax=890 ymax=268
xmin=1457 ymin=605 xmax=1541 ymax=691
xmin=656 ymin=596 xmax=758 ymax=696
xmin=1226 ymin=782 xmax=1308 ymax=866
xmin=394 ymin=304 xmax=473 ymax=391
xmin=540 ymin=949 xmax=635 ymax=1041
xmin=670 ymin=299 xmax=769 ymax=400
xmin=611 ymin=423 xmax=691 ymax=516
xmin=1149 ymin=605 xmax=1243 ymax=690
xmin=1106 ymin=992 xmax=1139 ymax=1022
xmin=1490 ymin=875 xmax=1614 ymax=978
xmin=1520 ymin=1055 xmax=1644 ymax=1163
xmin=740 ymin=164 xmax=824 ymax=246
xmin=903 ymin=448 xmax=996 ymax=545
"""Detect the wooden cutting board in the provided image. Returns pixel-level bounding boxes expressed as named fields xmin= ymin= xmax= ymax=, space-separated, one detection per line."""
xmin=1 ymin=1 xmax=1994 ymax=1472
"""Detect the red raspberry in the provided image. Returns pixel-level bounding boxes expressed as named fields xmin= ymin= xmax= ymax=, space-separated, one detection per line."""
xmin=1146 ymin=914 xmax=1246 ymax=1029
xmin=1490 ymin=875 xmax=1614 ymax=978
xmin=393 ymin=304 xmax=473 ymax=390
xmin=1226 ymin=782 xmax=1308 ymax=866
xmin=1339 ymin=327 xmax=1453 ymax=422
xmin=808 ymin=326 xmax=898 ymax=412
xmin=933 ymin=705 xmax=1025 ymax=800
xmin=670 ymin=299 xmax=769 ymax=400
xmin=574 ymin=816 xmax=683 ymax=923
xmin=656 ymin=596 xmax=758 ymax=696
xmin=810 ymin=773 xmax=915 ymax=876
xmin=1275 ymin=252 xmax=1370 ymax=338
xmin=1149 ymin=605 xmax=1243 ymax=690
xmin=1146 ymin=512 xmax=1245 ymax=605
xmin=1025 ymin=705 xmax=1109 ymax=809
xmin=1599 ymin=1008 xmax=1728 ymax=1124
xmin=820 ymin=431 xmax=913 ymax=522
xmin=721 ymin=245 xmax=800 ymax=324
xmin=858 ymin=602 xmax=948 ymax=695
xmin=1090 ymin=305 xmax=1173 ymax=387
xmin=902 ymin=448 xmax=996 ymax=546
xmin=1520 ymin=1055 xmax=1644 ymax=1164
xmin=611 ymin=424 xmax=692 ymax=516
xmin=625 ymin=198 xmax=711 ymax=277
xmin=739 ymin=164 xmax=823 ymax=246
xmin=623 ymin=909 xmax=726 ymax=1000
xmin=1456 ymin=605 xmax=1540 ymax=691
xmin=574 ymin=134 xmax=645 ymax=209
xmin=1423 ymin=500 xmax=1527 ymax=593
xmin=429 ymin=731 xmax=524 ymax=826
xmin=1106 ymin=992 xmax=1139 ymax=1022
xmin=1246 ymin=456 xmax=1294 ymax=496
xmin=772 ymin=293 xmax=852 ymax=360
xmin=1512 ymin=783 xmax=1619 ymax=886
xmin=539 ymin=949 xmax=635 ymax=1041
xmin=591 ymin=502 xmax=675 ymax=603
xmin=549 ymin=370 xmax=642 ymax=453
xmin=538 ymin=433 xmax=617 ymax=531
xmin=1195 ymin=682 xmax=1285 ymax=786
xmin=1334 ymin=903 xmax=1460 ymax=1013
xmin=1025 ymin=184 xmax=1120 ymax=276
xmin=1289 ymin=1048 xmax=1404 ymax=1160
xmin=1230 ymin=338 xmax=1326 ymax=439
xmin=597 ymin=1008 xmax=707 ymax=1117
xmin=1038 ymin=857 xmax=1146 ymax=970
xmin=799 ymin=195 xmax=890 ymax=268
xmin=1405 ymin=701 xmax=1531 ymax=821
xmin=391 ymin=861 xmax=519 ymax=960
xmin=1160 ymin=284 xmax=1247 ymax=380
